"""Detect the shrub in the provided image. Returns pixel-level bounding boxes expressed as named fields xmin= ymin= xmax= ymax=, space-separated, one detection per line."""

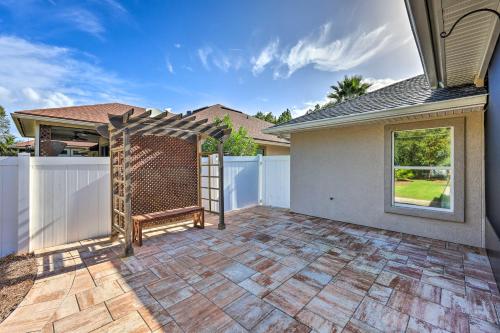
xmin=395 ymin=169 xmax=415 ymax=181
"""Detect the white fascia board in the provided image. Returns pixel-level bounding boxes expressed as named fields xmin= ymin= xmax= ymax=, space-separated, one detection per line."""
xmin=11 ymin=115 xmax=26 ymax=137
xmin=11 ymin=113 xmax=101 ymax=129
xmin=253 ymin=139 xmax=290 ymax=147
xmin=263 ymin=94 xmax=487 ymax=135
xmin=405 ymin=0 xmax=440 ymax=88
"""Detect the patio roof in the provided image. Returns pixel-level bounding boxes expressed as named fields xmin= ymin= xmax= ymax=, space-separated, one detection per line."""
xmin=1 ymin=206 xmax=498 ymax=332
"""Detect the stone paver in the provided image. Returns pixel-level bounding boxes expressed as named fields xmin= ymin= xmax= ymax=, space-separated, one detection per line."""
xmin=1 ymin=206 xmax=500 ymax=333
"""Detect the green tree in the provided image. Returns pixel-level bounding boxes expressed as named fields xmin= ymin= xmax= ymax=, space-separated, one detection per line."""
xmin=202 ymin=115 xmax=257 ymax=156
xmin=306 ymin=104 xmax=322 ymax=114
xmin=328 ymin=75 xmax=371 ymax=104
xmin=394 ymin=128 xmax=451 ymax=180
xmin=254 ymin=111 xmax=276 ymax=124
xmin=0 ymin=106 xmax=16 ymax=156
xmin=276 ymin=109 xmax=292 ymax=125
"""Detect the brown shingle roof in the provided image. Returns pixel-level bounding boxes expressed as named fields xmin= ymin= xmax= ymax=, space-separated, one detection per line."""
xmin=14 ymin=103 xmax=146 ymax=124
xmin=190 ymin=104 xmax=289 ymax=145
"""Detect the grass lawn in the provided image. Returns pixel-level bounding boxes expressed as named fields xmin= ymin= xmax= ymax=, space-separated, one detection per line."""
xmin=395 ymin=179 xmax=449 ymax=201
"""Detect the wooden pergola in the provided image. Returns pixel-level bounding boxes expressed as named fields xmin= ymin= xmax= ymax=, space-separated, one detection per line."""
xmin=97 ymin=109 xmax=231 ymax=256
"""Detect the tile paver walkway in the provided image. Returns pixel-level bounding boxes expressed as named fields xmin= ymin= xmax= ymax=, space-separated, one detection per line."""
xmin=1 ymin=206 xmax=500 ymax=332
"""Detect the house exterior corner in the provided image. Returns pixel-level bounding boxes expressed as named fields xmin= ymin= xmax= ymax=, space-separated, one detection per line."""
xmin=290 ymin=111 xmax=485 ymax=247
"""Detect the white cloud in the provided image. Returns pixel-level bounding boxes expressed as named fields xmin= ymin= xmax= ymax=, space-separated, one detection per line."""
xmin=197 ymin=46 xmax=243 ymax=72
xmin=274 ymin=23 xmax=393 ymax=78
xmin=165 ymin=57 xmax=174 ymax=74
xmin=0 ymin=86 xmax=12 ymax=101
xmin=198 ymin=47 xmax=213 ymax=70
xmin=0 ymin=35 xmax=137 ymax=115
xmin=100 ymin=0 xmax=127 ymax=14
xmin=213 ymin=54 xmax=231 ymax=72
xmin=22 ymin=87 xmax=42 ymax=102
xmin=58 ymin=8 xmax=104 ymax=38
xmin=364 ymin=77 xmax=399 ymax=92
xmin=251 ymin=39 xmax=279 ymax=76
xmin=290 ymin=96 xmax=331 ymax=118
xmin=44 ymin=91 xmax=75 ymax=108
xmin=249 ymin=23 xmax=404 ymax=79
xmin=174 ymin=43 xmax=181 ymax=48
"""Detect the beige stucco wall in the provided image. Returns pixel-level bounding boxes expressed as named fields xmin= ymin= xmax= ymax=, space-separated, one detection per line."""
xmin=290 ymin=112 xmax=485 ymax=247
xmin=264 ymin=144 xmax=290 ymax=156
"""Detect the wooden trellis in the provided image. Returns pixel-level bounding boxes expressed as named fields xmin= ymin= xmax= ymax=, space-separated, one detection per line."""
xmin=97 ymin=109 xmax=230 ymax=256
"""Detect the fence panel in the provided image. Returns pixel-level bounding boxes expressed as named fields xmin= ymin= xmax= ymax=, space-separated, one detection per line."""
xmin=1 ymin=154 xmax=290 ymax=254
xmin=223 ymin=156 xmax=260 ymax=212
xmin=262 ymin=156 xmax=290 ymax=208
xmin=0 ymin=157 xmax=19 ymax=256
xmin=30 ymin=157 xmax=110 ymax=250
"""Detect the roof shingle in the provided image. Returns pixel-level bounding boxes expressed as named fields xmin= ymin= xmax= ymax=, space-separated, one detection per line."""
xmin=14 ymin=103 xmax=146 ymax=124
xmin=190 ymin=104 xmax=289 ymax=144
xmin=273 ymin=75 xmax=487 ymax=128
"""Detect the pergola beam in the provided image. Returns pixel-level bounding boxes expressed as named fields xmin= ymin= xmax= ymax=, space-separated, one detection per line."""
xmin=111 ymin=111 xmax=176 ymax=137
xmin=108 ymin=108 xmax=151 ymax=130
xmin=140 ymin=115 xmax=198 ymax=136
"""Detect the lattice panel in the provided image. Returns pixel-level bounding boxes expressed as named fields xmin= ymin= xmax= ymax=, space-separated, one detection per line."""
xmin=130 ymin=135 xmax=198 ymax=215
xmin=39 ymin=125 xmax=52 ymax=156
xmin=111 ymin=148 xmax=125 ymax=231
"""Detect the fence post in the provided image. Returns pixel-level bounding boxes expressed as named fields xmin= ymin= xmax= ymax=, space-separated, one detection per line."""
xmin=258 ymin=154 xmax=263 ymax=205
xmin=17 ymin=153 xmax=30 ymax=253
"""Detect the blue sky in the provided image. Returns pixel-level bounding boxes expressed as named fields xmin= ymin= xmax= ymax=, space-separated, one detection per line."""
xmin=0 ymin=0 xmax=423 ymax=137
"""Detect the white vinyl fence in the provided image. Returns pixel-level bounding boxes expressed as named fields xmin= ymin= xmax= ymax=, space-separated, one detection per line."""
xmin=0 ymin=156 xmax=22 ymax=257
xmin=261 ymin=156 xmax=290 ymax=208
xmin=0 ymin=154 xmax=289 ymax=255
xmin=30 ymin=158 xmax=111 ymax=250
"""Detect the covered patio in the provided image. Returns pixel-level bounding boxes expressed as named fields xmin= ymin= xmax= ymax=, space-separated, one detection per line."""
xmin=1 ymin=206 xmax=499 ymax=333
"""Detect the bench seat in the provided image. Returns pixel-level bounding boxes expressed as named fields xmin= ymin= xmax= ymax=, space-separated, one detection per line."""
xmin=132 ymin=206 xmax=204 ymax=246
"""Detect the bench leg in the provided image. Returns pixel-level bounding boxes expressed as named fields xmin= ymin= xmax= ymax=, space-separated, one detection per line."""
xmin=110 ymin=231 xmax=119 ymax=242
xmin=193 ymin=211 xmax=204 ymax=229
xmin=138 ymin=224 xmax=143 ymax=246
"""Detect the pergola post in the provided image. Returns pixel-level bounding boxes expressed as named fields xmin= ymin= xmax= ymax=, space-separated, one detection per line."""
xmin=109 ymin=127 xmax=118 ymax=242
xmin=217 ymin=141 xmax=225 ymax=230
xmin=123 ymin=128 xmax=134 ymax=256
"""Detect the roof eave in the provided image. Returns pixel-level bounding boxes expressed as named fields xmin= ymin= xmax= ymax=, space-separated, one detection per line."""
xmin=11 ymin=113 xmax=103 ymax=128
xmin=11 ymin=114 xmax=26 ymax=137
xmin=405 ymin=0 xmax=442 ymax=89
xmin=263 ymin=94 xmax=487 ymax=135
xmin=253 ymin=138 xmax=290 ymax=147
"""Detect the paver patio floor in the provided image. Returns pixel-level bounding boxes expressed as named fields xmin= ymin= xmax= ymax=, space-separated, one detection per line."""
xmin=1 ymin=206 xmax=500 ymax=332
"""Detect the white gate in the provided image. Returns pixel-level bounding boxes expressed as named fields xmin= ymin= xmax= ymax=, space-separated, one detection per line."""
xmin=262 ymin=156 xmax=290 ymax=208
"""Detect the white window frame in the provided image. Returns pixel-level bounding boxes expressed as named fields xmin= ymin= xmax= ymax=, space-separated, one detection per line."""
xmin=384 ymin=117 xmax=464 ymax=223
xmin=391 ymin=126 xmax=454 ymax=213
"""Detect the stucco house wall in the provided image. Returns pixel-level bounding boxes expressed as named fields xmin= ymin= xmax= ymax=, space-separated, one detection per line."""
xmin=290 ymin=112 xmax=484 ymax=247
xmin=264 ymin=144 xmax=290 ymax=156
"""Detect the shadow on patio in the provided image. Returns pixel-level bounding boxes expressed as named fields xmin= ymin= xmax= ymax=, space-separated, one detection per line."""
xmin=1 ymin=206 xmax=499 ymax=332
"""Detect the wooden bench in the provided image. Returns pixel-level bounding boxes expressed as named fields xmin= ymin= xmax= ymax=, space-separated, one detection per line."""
xmin=132 ymin=206 xmax=204 ymax=246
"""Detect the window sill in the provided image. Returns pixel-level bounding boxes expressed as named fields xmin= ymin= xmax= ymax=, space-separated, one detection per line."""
xmin=385 ymin=205 xmax=464 ymax=223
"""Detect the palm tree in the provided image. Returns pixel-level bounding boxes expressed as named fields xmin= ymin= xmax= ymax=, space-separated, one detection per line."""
xmin=328 ymin=75 xmax=372 ymax=104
